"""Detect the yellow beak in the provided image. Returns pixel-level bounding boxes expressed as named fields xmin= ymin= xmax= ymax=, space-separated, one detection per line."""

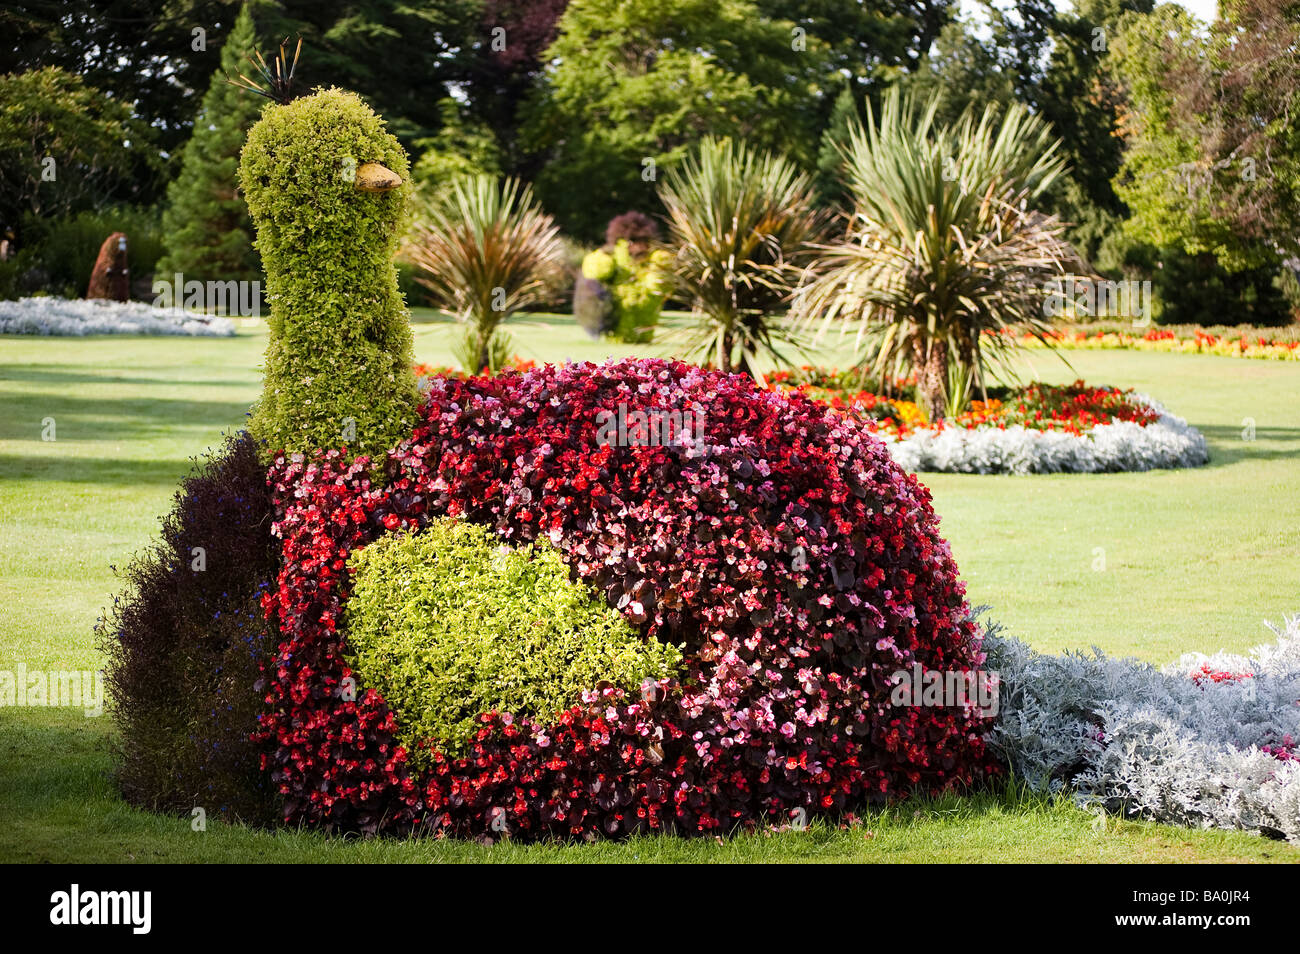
xmin=354 ymin=162 xmax=402 ymax=193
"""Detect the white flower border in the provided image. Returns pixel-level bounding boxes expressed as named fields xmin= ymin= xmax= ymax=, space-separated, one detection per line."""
xmin=0 ymin=296 xmax=236 ymax=337
xmin=985 ymin=610 xmax=1300 ymax=842
xmin=878 ymin=395 xmax=1209 ymax=474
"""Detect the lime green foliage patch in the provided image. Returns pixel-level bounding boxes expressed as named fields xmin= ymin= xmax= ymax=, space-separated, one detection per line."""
xmin=239 ymin=87 xmax=417 ymax=464
xmin=581 ymin=240 xmax=672 ymax=342
xmin=343 ymin=519 xmax=683 ymax=764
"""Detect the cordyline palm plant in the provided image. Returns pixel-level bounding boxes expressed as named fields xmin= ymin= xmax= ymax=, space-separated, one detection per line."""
xmin=794 ymin=89 xmax=1079 ymax=420
xmin=403 ymin=174 xmax=565 ymax=372
xmin=659 ymin=137 xmax=829 ymax=380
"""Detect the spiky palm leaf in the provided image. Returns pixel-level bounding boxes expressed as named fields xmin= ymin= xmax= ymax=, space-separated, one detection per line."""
xmin=794 ymin=89 xmax=1080 ymax=419
xmin=403 ymin=174 xmax=565 ymax=372
xmin=659 ymin=137 xmax=829 ymax=380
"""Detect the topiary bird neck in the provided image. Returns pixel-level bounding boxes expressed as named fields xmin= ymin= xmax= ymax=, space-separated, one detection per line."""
xmin=238 ymin=88 xmax=418 ymax=466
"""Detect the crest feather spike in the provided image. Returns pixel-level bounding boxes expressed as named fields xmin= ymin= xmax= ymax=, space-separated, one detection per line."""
xmin=226 ymin=36 xmax=303 ymax=105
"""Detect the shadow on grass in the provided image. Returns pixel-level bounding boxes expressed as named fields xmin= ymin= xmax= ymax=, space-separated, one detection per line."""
xmin=1196 ymin=424 xmax=1300 ymax=468
xmin=0 ymin=364 xmax=255 ymax=389
xmin=0 ymin=392 xmax=252 ymax=443
xmin=0 ymin=454 xmax=218 ymax=487
xmin=1 ymin=716 xmax=1293 ymax=862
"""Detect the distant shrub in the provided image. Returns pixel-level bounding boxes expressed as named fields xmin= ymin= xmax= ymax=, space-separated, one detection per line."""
xmin=573 ymin=274 xmax=614 ymax=336
xmin=577 ymin=240 xmax=670 ymax=342
xmin=404 ymin=174 xmax=566 ymax=372
xmin=97 ymin=431 xmax=278 ymax=824
xmin=536 ymin=236 xmax=588 ymax=313
xmin=394 ymin=259 xmax=428 ymax=308
xmin=343 ymin=519 xmax=683 ymax=768
xmin=1153 ymin=249 xmax=1292 ymax=326
xmin=605 ymin=210 xmax=659 ymax=257
xmin=1096 ymin=235 xmax=1293 ymax=327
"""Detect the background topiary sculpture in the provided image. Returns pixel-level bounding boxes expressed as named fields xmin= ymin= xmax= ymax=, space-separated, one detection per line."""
xmin=239 ymin=87 xmax=417 ymax=463
xmin=578 ymin=239 xmax=671 ymax=343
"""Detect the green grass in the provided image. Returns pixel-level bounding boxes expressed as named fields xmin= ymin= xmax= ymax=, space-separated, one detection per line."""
xmin=1 ymin=312 xmax=1297 ymax=863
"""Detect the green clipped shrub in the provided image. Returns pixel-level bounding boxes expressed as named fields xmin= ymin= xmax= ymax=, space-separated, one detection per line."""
xmin=581 ymin=248 xmax=617 ymax=284
xmin=238 ymin=87 xmax=417 ymax=464
xmin=577 ymin=239 xmax=671 ymax=343
xmin=343 ymin=519 xmax=683 ymax=766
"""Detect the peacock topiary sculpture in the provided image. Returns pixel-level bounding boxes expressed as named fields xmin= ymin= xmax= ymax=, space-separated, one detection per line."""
xmin=102 ymin=72 xmax=1001 ymax=840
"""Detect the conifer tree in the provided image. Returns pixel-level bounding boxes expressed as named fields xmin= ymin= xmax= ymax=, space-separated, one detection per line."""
xmin=814 ymin=82 xmax=862 ymax=206
xmin=156 ymin=4 xmax=263 ymax=285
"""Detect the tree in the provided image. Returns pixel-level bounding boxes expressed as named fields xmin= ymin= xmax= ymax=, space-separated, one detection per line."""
xmin=522 ymin=0 xmax=832 ymax=240
xmin=0 ymin=0 xmax=483 ymax=159
xmin=1197 ymin=0 xmax=1300 ymax=258
xmin=461 ymin=0 xmax=569 ymax=177
xmin=1033 ymin=0 xmax=1153 ymax=261
xmin=1 ymin=0 xmax=244 ymax=161
xmin=756 ymin=0 xmax=955 ymax=78
xmin=410 ymin=98 xmax=503 ymax=195
xmin=795 ymin=90 xmax=1074 ymax=421
xmin=897 ymin=0 xmax=1154 ymax=264
xmin=0 ymin=66 xmax=155 ymax=247
xmin=815 ymin=82 xmax=865 ymax=205
xmin=659 ymin=137 xmax=829 ymax=378
xmin=156 ymin=3 xmax=264 ymax=285
xmin=898 ymin=14 xmax=1017 ymax=128
xmin=1112 ymin=0 xmax=1300 ymax=270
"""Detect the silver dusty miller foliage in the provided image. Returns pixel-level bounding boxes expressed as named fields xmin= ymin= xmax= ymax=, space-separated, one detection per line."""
xmin=0 ymin=296 xmax=236 ymax=337
xmin=983 ymin=608 xmax=1300 ymax=841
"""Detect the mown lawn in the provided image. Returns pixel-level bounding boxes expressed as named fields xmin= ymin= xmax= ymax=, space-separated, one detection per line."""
xmin=1 ymin=311 xmax=1297 ymax=863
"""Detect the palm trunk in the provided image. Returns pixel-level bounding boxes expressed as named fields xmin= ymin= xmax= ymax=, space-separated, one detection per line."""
xmin=912 ymin=334 xmax=948 ymax=422
xmin=719 ymin=316 xmax=739 ymax=374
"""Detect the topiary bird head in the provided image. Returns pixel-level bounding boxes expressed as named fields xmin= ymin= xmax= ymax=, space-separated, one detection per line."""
xmin=240 ymin=87 xmax=410 ymax=256
xmin=238 ymin=87 xmax=417 ymax=466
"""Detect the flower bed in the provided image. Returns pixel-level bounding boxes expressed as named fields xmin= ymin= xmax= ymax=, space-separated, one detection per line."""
xmin=256 ymin=358 xmax=1000 ymax=838
xmin=0 ymin=296 xmax=236 ymax=336
xmin=412 ymin=356 xmax=536 ymax=383
xmin=986 ymin=611 xmax=1300 ymax=842
xmin=1014 ymin=327 xmax=1300 ymax=361
xmin=765 ymin=368 xmax=927 ymax=434
xmin=770 ymin=374 xmax=1209 ymax=474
